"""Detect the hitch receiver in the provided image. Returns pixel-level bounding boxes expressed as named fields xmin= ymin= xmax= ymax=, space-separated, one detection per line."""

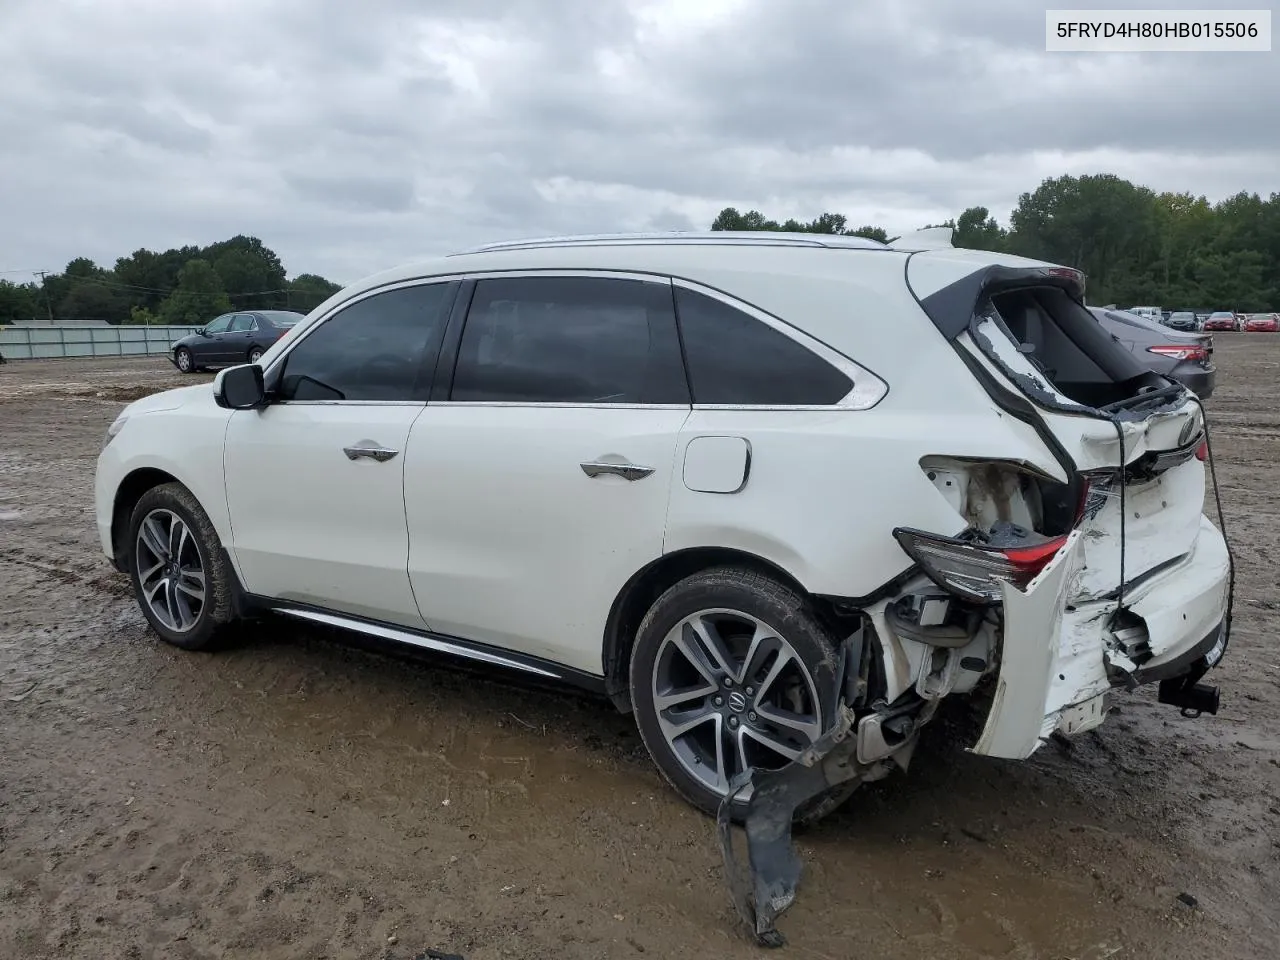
xmin=1157 ymin=658 xmax=1220 ymax=718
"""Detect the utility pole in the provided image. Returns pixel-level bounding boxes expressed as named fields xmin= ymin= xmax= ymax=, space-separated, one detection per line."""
xmin=34 ymin=270 xmax=54 ymax=323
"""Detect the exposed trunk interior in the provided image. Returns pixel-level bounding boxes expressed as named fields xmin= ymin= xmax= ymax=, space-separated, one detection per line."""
xmin=987 ymin=286 xmax=1166 ymax=409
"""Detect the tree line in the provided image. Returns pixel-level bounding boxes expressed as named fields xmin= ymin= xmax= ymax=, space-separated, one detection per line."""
xmin=4 ymin=173 xmax=1276 ymax=325
xmin=0 ymin=235 xmax=342 ymax=325
xmin=712 ymin=173 xmax=1280 ymax=311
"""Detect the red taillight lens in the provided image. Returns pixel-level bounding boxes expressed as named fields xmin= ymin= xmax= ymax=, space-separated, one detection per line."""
xmin=1147 ymin=345 xmax=1208 ymax=362
xmin=1195 ymin=440 xmax=1208 ymax=461
xmin=893 ymin=528 xmax=1070 ymax=603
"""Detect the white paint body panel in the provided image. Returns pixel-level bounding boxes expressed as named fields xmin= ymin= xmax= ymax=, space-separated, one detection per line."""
xmin=974 ymin=517 xmax=1228 ymax=759
xmin=94 ymin=387 xmax=237 ymax=574
xmin=402 ymin=405 xmax=688 ymax=673
xmin=223 ymin=403 xmax=426 ymax=627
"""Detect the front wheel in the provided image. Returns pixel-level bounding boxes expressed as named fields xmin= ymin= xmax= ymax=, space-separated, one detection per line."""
xmin=247 ymin=346 xmax=263 ymax=364
xmin=174 ymin=347 xmax=194 ymax=373
xmin=128 ymin=483 xmax=236 ymax=650
xmin=629 ymin=566 xmax=857 ymax=825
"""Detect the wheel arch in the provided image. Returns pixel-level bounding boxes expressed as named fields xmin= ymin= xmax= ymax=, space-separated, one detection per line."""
xmin=602 ymin=546 xmax=835 ymax=713
xmin=110 ymin=466 xmax=252 ymax=615
xmin=110 ymin=467 xmax=182 ymax=570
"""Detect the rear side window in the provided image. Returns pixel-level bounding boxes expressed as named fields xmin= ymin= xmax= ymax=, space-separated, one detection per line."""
xmin=451 ymin=276 xmax=689 ymax=404
xmin=673 ymin=287 xmax=852 ymax=405
xmin=278 ymin=282 xmax=453 ymax=402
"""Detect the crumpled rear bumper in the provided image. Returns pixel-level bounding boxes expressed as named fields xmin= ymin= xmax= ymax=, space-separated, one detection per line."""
xmin=972 ymin=514 xmax=1230 ymax=760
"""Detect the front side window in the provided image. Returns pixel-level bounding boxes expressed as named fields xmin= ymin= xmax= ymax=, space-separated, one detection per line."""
xmin=673 ymin=287 xmax=853 ymax=405
xmin=451 ymin=276 xmax=689 ymax=404
xmin=277 ymin=282 xmax=453 ymax=402
xmin=204 ymin=315 xmax=233 ymax=335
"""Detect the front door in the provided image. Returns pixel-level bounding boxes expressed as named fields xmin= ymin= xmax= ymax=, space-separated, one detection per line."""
xmin=224 ymin=281 xmax=456 ymax=627
xmin=194 ymin=313 xmax=234 ymax=365
xmin=404 ymin=274 xmax=691 ymax=674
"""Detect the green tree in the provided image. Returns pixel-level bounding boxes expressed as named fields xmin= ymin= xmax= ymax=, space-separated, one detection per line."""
xmin=952 ymin=206 xmax=1006 ymax=251
xmin=288 ymin=273 xmax=342 ymax=313
xmin=0 ymin=280 xmax=40 ymax=324
xmin=158 ymin=259 xmax=233 ymax=325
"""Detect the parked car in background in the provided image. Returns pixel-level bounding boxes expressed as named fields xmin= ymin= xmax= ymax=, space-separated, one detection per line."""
xmin=1202 ymin=311 xmax=1238 ymax=332
xmin=172 ymin=310 xmax=306 ymax=373
xmin=1166 ymin=311 xmax=1199 ymax=331
xmin=1127 ymin=306 xmax=1163 ymax=322
xmin=1089 ymin=307 xmax=1216 ymax=398
xmin=1243 ymin=313 xmax=1279 ymax=332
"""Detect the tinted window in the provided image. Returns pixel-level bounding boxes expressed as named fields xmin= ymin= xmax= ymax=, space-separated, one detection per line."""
xmin=204 ymin=315 xmax=233 ymax=335
xmin=229 ymin=314 xmax=256 ymax=332
xmin=278 ymin=283 xmax=453 ymax=402
xmin=451 ymin=276 xmax=688 ymax=404
xmin=673 ymin=288 xmax=852 ymax=405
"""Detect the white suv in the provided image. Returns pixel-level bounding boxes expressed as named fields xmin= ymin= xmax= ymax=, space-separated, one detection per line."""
xmin=95 ymin=231 xmax=1232 ymax=823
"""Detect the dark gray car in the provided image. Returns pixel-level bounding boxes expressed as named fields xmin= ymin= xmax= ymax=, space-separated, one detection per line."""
xmin=1166 ymin=311 xmax=1200 ymax=332
xmin=1089 ymin=307 xmax=1216 ymax=398
xmin=171 ymin=310 xmax=305 ymax=373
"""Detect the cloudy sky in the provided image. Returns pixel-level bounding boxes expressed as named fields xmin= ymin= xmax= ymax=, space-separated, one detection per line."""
xmin=1 ymin=0 xmax=1275 ymax=285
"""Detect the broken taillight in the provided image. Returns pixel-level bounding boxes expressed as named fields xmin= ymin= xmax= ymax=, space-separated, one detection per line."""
xmin=892 ymin=528 xmax=1070 ymax=604
xmin=1147 ymin=344 xmax=1209 ymax=362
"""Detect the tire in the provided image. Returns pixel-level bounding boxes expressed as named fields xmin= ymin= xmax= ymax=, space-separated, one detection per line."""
xmin=247 ymin=347 xmax=263 ymax=364
xmin=127 ymin=482 xmax=236 ymax=651
xmin=174 ymin=347 xmax=194 ymax=374
xmin=629 ymin=566 xmax=858 ymax=825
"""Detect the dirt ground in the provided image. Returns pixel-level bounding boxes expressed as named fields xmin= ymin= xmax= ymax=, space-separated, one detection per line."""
xmin=1 ymin=342 xmax=1277 ymax=960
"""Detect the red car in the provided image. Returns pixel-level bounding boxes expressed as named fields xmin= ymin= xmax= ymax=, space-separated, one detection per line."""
xmin=1243 ymin=313 xmax=1279 ymax=332
xmin=1202 ymin=312 xmax=1237 ymax=331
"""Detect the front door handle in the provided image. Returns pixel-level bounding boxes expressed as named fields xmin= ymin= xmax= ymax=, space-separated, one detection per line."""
xmin=580 ymin=460 xmax=655 ymax=481
xmin=344 ymin=444 xmax=400 ymax=463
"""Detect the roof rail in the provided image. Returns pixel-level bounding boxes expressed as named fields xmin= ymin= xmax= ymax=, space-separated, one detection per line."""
xmin=451 ymin=231 xmax=890 ymax=256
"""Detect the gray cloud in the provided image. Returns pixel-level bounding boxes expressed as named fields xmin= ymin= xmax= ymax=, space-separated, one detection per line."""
xmin=0 ymin=0 xmax=1274 ymax=285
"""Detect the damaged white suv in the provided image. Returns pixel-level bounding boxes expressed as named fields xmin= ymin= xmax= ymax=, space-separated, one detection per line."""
xmin=96 ymin=230 xmax=1232 ymax=827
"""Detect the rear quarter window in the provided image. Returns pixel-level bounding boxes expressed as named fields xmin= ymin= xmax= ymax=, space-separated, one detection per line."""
xmin=673 ymin=287 xmax=853 ymax=406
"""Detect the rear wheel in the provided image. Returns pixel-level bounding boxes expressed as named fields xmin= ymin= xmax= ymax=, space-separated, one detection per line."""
xmin=247 ymin=346 xmax=263 ymax=363
xmin=174 ymin=347 xmax=194 ymax=373
xmin=128 ymin=483 xmax=236 ymax=650
xmin=629 ymin=566 xmax=857 ymax=825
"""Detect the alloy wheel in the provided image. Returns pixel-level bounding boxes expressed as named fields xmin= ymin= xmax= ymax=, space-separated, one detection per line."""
xmin=135 ymin=508 xmax=206 ymax=633
xmin=651 ymin=608 xmax=823 ymax=796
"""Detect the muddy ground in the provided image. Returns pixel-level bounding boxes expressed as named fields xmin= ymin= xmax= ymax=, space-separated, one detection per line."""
xmin=1 ymin=342 xmax=1277 ymax=960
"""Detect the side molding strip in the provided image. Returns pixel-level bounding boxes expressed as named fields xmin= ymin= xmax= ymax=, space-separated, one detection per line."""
xmin=273 ymin=607 xmax=561 ymax=679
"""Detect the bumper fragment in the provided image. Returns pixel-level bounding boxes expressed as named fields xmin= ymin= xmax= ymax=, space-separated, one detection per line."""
xmin=716 ymin=703 xmax=860 ymax=948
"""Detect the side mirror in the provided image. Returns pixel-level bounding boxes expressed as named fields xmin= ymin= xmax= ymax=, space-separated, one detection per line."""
xmin=195 ymin=327 xmax=206 ymax=336
xmin=213 ymin=364 xmax=267 ymax=410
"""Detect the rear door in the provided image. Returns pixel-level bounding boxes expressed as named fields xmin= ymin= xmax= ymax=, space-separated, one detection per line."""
xmin=225 ymin=313 xmax=258 ymax=363
xmin=402 ymin=273 xmax=691 ymax=674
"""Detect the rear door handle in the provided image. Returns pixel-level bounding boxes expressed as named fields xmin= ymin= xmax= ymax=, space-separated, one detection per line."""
xmin=580 ymin=460 xmax=654 ymax=481
xmin=344 ymin=445 xmax=400 ymax=463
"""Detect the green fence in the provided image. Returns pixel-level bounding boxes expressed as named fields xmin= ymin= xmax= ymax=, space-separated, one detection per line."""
xmin=0 ymin=324 xmax=198 ymax=360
